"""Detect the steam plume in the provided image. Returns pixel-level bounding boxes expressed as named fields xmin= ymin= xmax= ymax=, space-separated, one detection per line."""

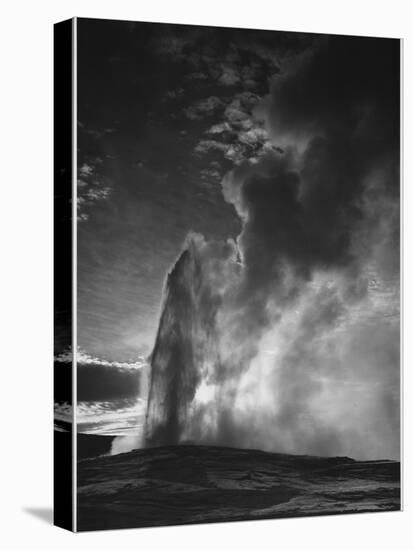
xmin=145 ymin=35 xmax=399 ymax=460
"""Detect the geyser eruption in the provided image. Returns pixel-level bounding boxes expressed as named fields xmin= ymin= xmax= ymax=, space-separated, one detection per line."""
xmin=145 ymin=239 xmax=211 ymax=446
xmin=144 ymin=35 xmax=399 ymax=460
xmin=145 ymin=235 xmax=238 ymax=446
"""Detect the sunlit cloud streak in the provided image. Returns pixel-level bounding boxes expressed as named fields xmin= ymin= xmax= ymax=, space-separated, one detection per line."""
xmin=54 ymin=398 xmax=145 ymax=437
xmin=55 ymin=348 xmax=146 ymax=371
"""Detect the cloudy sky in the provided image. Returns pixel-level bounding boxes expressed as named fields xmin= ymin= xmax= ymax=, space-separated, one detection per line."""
xmin=75 ymin=20 xmax=318 ymax=361
xmin=59 ymin=19 xmax=400 ymax=459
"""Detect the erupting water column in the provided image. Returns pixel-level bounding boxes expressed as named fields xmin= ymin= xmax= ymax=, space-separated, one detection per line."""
xmin=144 ymin=236 xmax=221 ymax=447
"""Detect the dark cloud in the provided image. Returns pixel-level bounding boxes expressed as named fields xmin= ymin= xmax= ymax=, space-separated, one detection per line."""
xmin=269 ymin=36 xmax=399 ymax=154
xmin=54 ymin=349 xmax=146 ymax=401
xmin=76 ymin=365 xmax=140 ymax=401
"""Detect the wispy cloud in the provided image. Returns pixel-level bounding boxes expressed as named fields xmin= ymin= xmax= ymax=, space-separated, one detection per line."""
xmin=54 ymin=398 xmax=145 ymax=437
xmin=55 ymin=348 xmax=146 ymax=371
xmin=78 ymin=121 xmax=117 ymax=139
xmin=76 ymin=160 xmax=112 ymax=222
xmin=76 ymin=124 xmax=114 ymax=221
xmin=184 ymin=96 xmax=224 ymax=120
xmin=54 ymin=401 xmax=72 ymax=424
xmin=190 ymin=90 xmax=276 ymax=167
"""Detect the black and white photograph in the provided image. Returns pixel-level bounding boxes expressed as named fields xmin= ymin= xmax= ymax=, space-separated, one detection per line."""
xmin=5 ymin=2 xmax=413 ymax=546
xmin=53 ymin=17 xmax=401 ymax=531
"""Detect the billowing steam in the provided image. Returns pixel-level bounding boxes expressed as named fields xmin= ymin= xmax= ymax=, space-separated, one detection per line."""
xmin=145 ymin=36 xmax=400 ymax=460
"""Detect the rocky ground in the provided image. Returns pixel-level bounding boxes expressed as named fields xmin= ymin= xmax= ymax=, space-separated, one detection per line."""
xmin=77 ymin=444 xmax=400 ymax=531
